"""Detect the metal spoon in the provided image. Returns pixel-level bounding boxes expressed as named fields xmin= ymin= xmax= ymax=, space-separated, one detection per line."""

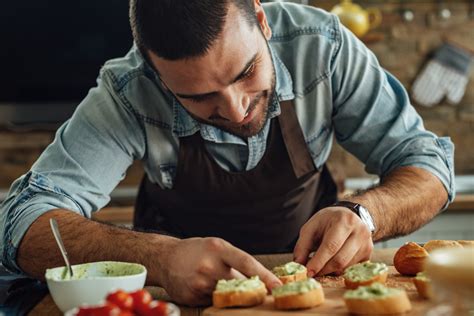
xmin=49 ymin=218 xmax=74 ymax=278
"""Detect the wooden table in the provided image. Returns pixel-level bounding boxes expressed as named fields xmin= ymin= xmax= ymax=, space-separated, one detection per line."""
xmin=29 ymin=249 xmax=396 ymax=315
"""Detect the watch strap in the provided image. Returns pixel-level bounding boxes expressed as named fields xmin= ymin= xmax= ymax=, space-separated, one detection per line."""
xmin=332 ymin=201 xmax=376 ymax=233
xmin=332 ymin=201 xmax=361 ymax=212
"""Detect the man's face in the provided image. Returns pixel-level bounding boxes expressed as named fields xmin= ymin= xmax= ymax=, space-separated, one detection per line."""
xmin=148 ymin=3 xmax=275 ymax=138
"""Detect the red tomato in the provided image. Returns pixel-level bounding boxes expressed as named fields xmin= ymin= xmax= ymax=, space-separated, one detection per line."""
xmin=141 ymin=300 xmax=168 ymax=316
xmin=106 ymin=290 xmax=134 ymax=310
xmin=77 ymin=303 xmax=121 ymax=316
xmin=76 ymin=307 xmax=92 ymax=316
xmin=130 ymin=289 xmax=153 ymax=314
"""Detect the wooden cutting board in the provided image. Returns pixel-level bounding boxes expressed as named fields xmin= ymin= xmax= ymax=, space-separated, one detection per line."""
xmin=203 ymin=267 xmax=432 ymax=316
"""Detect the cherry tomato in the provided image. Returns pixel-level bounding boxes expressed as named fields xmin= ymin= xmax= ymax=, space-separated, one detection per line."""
xmin=106 ymin=290 xmax=134 ymax=310
xmin=76 ymin=307 xmax=92 ymax=316
xmin=77 ymin=303 xmax=121 ymax=316
xmin=130 ymin=289 xmax=153 ymax=314
xmin=142 ymin=300 xmax=168 ymax=316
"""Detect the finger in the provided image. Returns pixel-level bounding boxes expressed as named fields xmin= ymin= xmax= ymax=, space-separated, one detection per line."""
xmin=229 ymin=268 xmax=247 ymax=280
xmin=293 ymin=225 xmax=319 ymax=265
xmin=351 ymin=237 xmax=373 ymax=265
xmin=317 ymin=233 xmax=360 ymax=276
xmin=343 ymin=228 xmax=373 ymax=270
xmin=199 ymin=257 xmax=247 ymax=280
xmin=318 ymin=224 xmax=374 ymax=276
xmin=220 ymin=243 xmax=282 ymax=290
xmin=192 ymin=267 xmax=247 ymax=304
xmin=210 ymin=265 xmax=247 ymax=282
xmin=189 ymin=276 xmax=216 ymax=295
xmin=306 ymin=224 xmax=351 ymax=277
xmin=349 ymin=242 xmax=372 ymax=267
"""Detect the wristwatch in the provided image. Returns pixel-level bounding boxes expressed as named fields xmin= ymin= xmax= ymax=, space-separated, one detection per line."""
xmin=332 ymin=201 xmax=376 ymax=233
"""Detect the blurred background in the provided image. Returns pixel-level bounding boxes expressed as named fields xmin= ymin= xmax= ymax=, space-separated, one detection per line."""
xmin=0 ymin=0 xmax=473 ymax=247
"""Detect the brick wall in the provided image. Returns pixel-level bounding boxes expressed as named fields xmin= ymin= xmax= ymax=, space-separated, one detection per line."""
xmin=1 ymin=0 xmax=473 ymax=190
xmin=315 ymin=0 xmax=474 ymax=177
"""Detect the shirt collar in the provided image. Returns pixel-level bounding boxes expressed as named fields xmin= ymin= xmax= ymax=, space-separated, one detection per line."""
xmin=171 ymin=43 xmax=294 ymax=141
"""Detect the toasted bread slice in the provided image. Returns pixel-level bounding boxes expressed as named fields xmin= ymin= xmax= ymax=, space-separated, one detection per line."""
xmin=272 ymin=278 xmax=324 ymax=310
xmin=212 ymin=276 xmax=266 ymax=308
xmin=344 ymin=283 xmax=412 ymax=315
xmin=272 ymin=262 xmax=307 ymax=284
xmin=343 ymin=261 xmax=388 ymax=289
xmin=413 ymin=272 xmax=432 ymax=299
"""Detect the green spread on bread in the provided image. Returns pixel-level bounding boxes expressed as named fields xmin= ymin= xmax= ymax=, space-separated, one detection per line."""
xmin=272 ymin=278 xmax=320 ymax=297
xmin=272 ymin=261 xmax=306 ymax=277
xmin=215 ymin=276 xmax=264 ymax=293
xmin=415 ymin=271 xmax=430 ymax=282
xmin=344 ymin=261 xmax=388 ymax=282
xmin=344 ymin=283 xmax=401 ymax=300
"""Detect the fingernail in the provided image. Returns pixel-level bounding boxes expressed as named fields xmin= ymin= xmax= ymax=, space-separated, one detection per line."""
xmin=308 ymin=269 xmax=315 ymax=278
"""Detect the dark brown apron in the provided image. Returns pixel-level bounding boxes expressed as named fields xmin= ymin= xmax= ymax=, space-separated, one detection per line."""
xmin=134 ymin=100 xmax=337 ymax=254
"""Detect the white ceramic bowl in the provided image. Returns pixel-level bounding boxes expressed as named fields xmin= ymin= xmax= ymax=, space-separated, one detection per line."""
xmin=45 ymin=261 xmax=147 ymax=312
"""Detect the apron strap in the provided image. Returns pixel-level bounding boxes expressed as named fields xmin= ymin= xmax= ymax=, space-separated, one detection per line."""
xmin=279 ymin=100 xmax=318 ymax=178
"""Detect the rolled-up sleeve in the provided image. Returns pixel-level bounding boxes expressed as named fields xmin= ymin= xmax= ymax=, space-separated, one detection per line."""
xmin=330 ymin=18 xmax=455 ymax=205
xmin=0 ymin=73 xmax=146 ymax=275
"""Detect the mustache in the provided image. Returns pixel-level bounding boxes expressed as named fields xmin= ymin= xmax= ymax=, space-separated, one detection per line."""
xmin=209 ymin=91 xmax=266 ymax=122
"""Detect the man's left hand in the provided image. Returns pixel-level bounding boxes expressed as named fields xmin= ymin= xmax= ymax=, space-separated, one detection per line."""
xmin=293 ymin=207 xmax=374 ymax=276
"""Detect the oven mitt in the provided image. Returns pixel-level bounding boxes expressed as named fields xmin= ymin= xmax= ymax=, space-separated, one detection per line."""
xmin=0 ymin=265 xmax=48 ymax=316
xmin=411 ymin=43 xmax=472 ymax=107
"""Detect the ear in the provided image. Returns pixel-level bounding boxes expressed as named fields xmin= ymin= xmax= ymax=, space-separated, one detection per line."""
xmin=254 ymin=0 xmax=272 ymax=40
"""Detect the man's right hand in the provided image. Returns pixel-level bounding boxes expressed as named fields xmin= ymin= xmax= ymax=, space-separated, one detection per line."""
xmin=157 ymin=237 xmax=282 ymax=306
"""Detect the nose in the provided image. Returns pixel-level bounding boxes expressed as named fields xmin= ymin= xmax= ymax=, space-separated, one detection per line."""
xmin=216 ymin=88 xmax=250 ymax=123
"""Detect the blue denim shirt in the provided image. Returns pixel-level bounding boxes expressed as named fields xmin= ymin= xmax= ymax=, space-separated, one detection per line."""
xmin=0 ymin=3 xmax=455 ymax=275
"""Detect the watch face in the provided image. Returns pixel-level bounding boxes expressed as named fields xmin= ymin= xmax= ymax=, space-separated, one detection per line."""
xmin=358 ymin=205 xmax=376 ymax=232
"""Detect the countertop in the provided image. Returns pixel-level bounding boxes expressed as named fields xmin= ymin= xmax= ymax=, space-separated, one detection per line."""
xmin=29 ymin=249 xmax=397 ymax=316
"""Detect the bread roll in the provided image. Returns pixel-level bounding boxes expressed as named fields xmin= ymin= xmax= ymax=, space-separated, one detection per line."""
xmin=457 ymin=240 xmax=474 ymax=248
xmin=423 ymin=240 xmax=463 ymax=253
xmin=394 ymin=242 xmax=429 ymax=275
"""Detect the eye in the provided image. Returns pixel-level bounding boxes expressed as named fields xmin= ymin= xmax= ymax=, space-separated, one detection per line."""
xmin=238 ymin=62 xmax=256 ymax=81
xmin=187 ymin=95 xmax=209 ymax=103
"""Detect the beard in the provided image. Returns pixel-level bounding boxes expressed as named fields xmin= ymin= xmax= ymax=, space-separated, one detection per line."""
xmin=192 ymin=71 xmax=276 ymax=139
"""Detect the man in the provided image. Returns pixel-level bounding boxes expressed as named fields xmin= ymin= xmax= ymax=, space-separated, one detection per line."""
xmin=0 ymin=0 xmax=454 ymax=306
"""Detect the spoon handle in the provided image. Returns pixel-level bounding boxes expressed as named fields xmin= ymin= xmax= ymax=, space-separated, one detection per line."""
xmin=49 ymin=218 xmax=74 ymax=278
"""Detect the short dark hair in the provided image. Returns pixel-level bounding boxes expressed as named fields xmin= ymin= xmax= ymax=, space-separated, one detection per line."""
xmin=130 ymin=0 xmax=257 ymax=61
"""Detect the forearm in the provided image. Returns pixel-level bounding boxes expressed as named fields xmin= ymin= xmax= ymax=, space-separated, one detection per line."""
xmin=347 ymin=166 xmax=448 ymax=241
xmin=17 ymin=209 xmax=178 ymax=285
